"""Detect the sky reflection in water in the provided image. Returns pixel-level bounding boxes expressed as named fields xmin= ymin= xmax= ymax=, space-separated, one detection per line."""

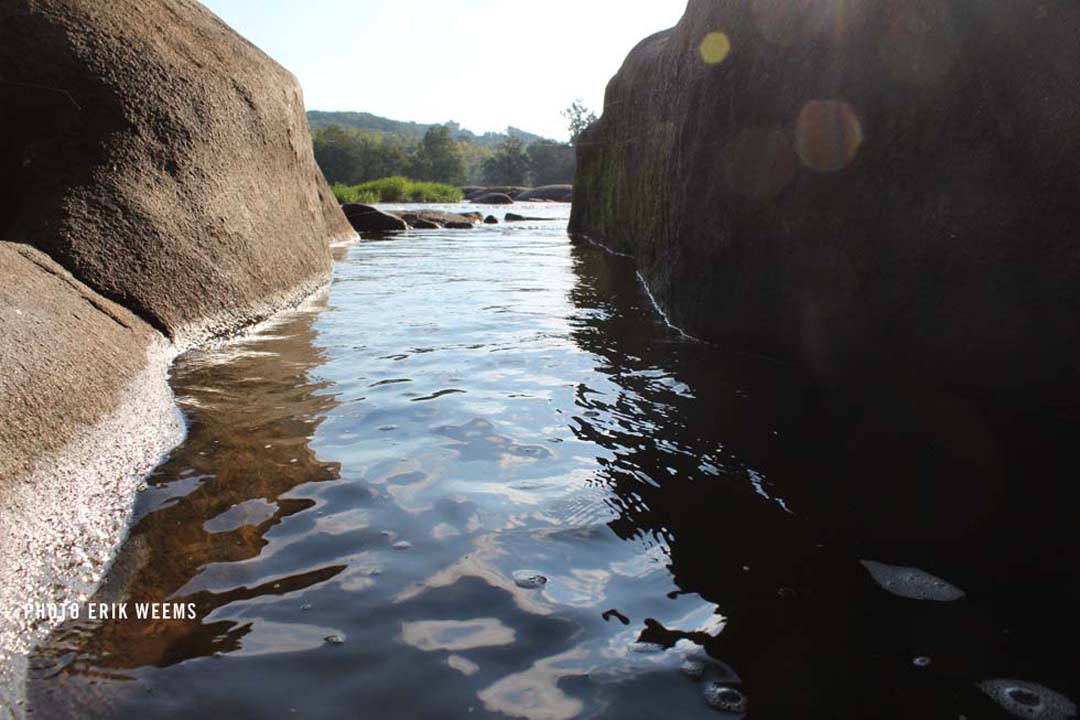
xmin=27 ymin=204 xmax=1079 ymax=719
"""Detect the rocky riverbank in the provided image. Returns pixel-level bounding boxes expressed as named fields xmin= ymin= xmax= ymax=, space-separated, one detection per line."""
xmin=0 ymin=0 xmax=354 ymax=710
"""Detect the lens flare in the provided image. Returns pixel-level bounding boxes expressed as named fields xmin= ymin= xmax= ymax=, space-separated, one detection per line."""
xmin=795 ymin=100 xmax=863 ymax=172
xmin=699 ymin=32 xmax=732 ymax=65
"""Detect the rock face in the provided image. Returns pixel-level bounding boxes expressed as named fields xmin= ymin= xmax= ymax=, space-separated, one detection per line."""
xmin=0 ymin=242 xmax=157 ymax=482
xmin=0 ymin=0 xmax=354 ymax=341
xmin=570 ymin=0 xmax=1080 ymax=401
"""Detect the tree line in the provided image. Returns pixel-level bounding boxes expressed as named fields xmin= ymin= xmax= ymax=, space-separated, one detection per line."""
xmin=311 ymin=101 xmax=597 ymax=188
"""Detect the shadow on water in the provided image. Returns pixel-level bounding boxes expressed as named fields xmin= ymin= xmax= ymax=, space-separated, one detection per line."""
xmin=566 ymin=242 xmax=1080 ymax=717
xmin=25 ymin=212 xmax=1080 ymax=718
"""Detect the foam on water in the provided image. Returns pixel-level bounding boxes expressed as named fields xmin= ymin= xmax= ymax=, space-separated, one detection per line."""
xmin=860 ymin=560 xmax=965 ymax=602
xmin=978 ymin=679 xmax=1077 ymax=719
xmin=512 ymin=570 xmax=548 ymax=589
xmin=703 ymin=683 xmax=748 ymax=715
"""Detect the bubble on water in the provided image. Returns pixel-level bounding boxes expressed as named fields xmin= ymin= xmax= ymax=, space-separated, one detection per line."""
xmin=704 ymin=683 xmax=748 ymax=714
xmin=913 ymin=656 xmax=932 ymax=668
xmin=860 ymin=560 xmax=965 ymax=602
xmin=512 ymin=570 xmax=548 ymax=589
xmin=324 ymin=634 xmax=345 ymax=646
xmin=978 ymin=679 xmax=1077 ymax=719
xmin=300 ymin=604 xmax=312 ymax=611
xmin=393 ymin=540 xmax=412 ymax=550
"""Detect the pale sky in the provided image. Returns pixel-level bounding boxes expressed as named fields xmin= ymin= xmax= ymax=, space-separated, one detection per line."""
xmin=200 ymin=0 xmax=687 ymax=140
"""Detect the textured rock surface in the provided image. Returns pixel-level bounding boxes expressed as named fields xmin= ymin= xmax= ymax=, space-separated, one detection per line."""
xmin=0 ymin=243 xmax=181 ymax=710
xmin=0 ymin=242 xmax=156 ymax=481
xmin=570 ymin=0 xmax=1080 ymax=400
xmin=0 ymin=0 xmax=354 ymax=341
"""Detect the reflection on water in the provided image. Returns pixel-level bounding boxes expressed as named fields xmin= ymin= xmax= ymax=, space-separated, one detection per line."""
xmin=27 ymin=204 xmax=1079 ymax=718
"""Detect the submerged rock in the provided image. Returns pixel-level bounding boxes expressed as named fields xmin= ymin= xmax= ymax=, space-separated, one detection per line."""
xmin=570 ymin=0 xmax=1080 ymax=401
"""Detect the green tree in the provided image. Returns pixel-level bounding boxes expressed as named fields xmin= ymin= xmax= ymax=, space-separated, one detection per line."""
xmin=527 ymin=140 xmax=576 ymax=185
xmin=482 ymin=137 xmax=529 ymax=185
xmin=312 ymin=125 xmax=363 ymax=184
xmin=562 ymin=99 xmax=597 ymax=146
xmin=410 ymin=125 xmax=466 ymax=185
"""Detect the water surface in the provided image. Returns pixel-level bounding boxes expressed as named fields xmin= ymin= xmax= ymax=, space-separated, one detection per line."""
xmin=27 ymin=203 xmax=1079 ymax=718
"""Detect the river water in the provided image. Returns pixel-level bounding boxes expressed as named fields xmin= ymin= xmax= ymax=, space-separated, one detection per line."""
xmin=25 ymin=204 xmax=1079 ymax=718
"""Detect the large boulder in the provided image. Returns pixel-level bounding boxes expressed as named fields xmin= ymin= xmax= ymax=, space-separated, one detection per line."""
xmin=0 ymin=0 xmax=355 ymax=342
xmin=516 ymin=184 xmax=573 ymax=202
xmin=472 ymin=193 xmax=515 ymax=205
xmin=570 ymin=0 xmax=1080 ymax=401
xmin=342 ymin=203 xmax=408 ymax=232
xmin=0 ymin=1 xmax=355 ymax=691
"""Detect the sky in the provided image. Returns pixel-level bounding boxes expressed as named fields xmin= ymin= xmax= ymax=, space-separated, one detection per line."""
xmin=200 ymin=0 xmax=687 ymax=141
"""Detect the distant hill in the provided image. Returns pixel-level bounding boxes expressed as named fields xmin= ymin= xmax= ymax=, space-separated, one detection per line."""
xmin=307 ymin=111 xmax=548 ymax=148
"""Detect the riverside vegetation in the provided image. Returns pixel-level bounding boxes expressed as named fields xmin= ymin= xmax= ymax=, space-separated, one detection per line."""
xmin=310 ymin=101 xmax=595 ymax=190
xmin=330 ymin=177 xmax=464 ymax=204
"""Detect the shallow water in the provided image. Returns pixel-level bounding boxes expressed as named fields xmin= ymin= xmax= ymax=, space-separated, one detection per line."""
xmin=26 ymin=203 xmax=1080 ymax=718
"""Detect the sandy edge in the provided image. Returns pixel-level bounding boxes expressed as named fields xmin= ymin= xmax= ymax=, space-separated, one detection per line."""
xmin=0 ymin=234 xmax=355 ymax=716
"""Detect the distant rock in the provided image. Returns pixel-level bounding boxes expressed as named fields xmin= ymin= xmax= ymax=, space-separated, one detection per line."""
xmin=516 ymin=185 xmax=573 ymax=202
xmin=484 ymin=215 xmax=499 ymax=224
xmin=505 ymin=213 xmax=547 ymax=222
xmin=342 ymin=204 xmax=408 ymax=232
xmin=473 ymin=193 xmax=514 ymax=205
xmin=398 ymin=210 xmax=478 ymax=229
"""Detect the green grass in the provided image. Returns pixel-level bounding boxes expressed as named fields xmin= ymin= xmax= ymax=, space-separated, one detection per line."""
xmin=332 ymin=177 xmax=463 ymax=204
